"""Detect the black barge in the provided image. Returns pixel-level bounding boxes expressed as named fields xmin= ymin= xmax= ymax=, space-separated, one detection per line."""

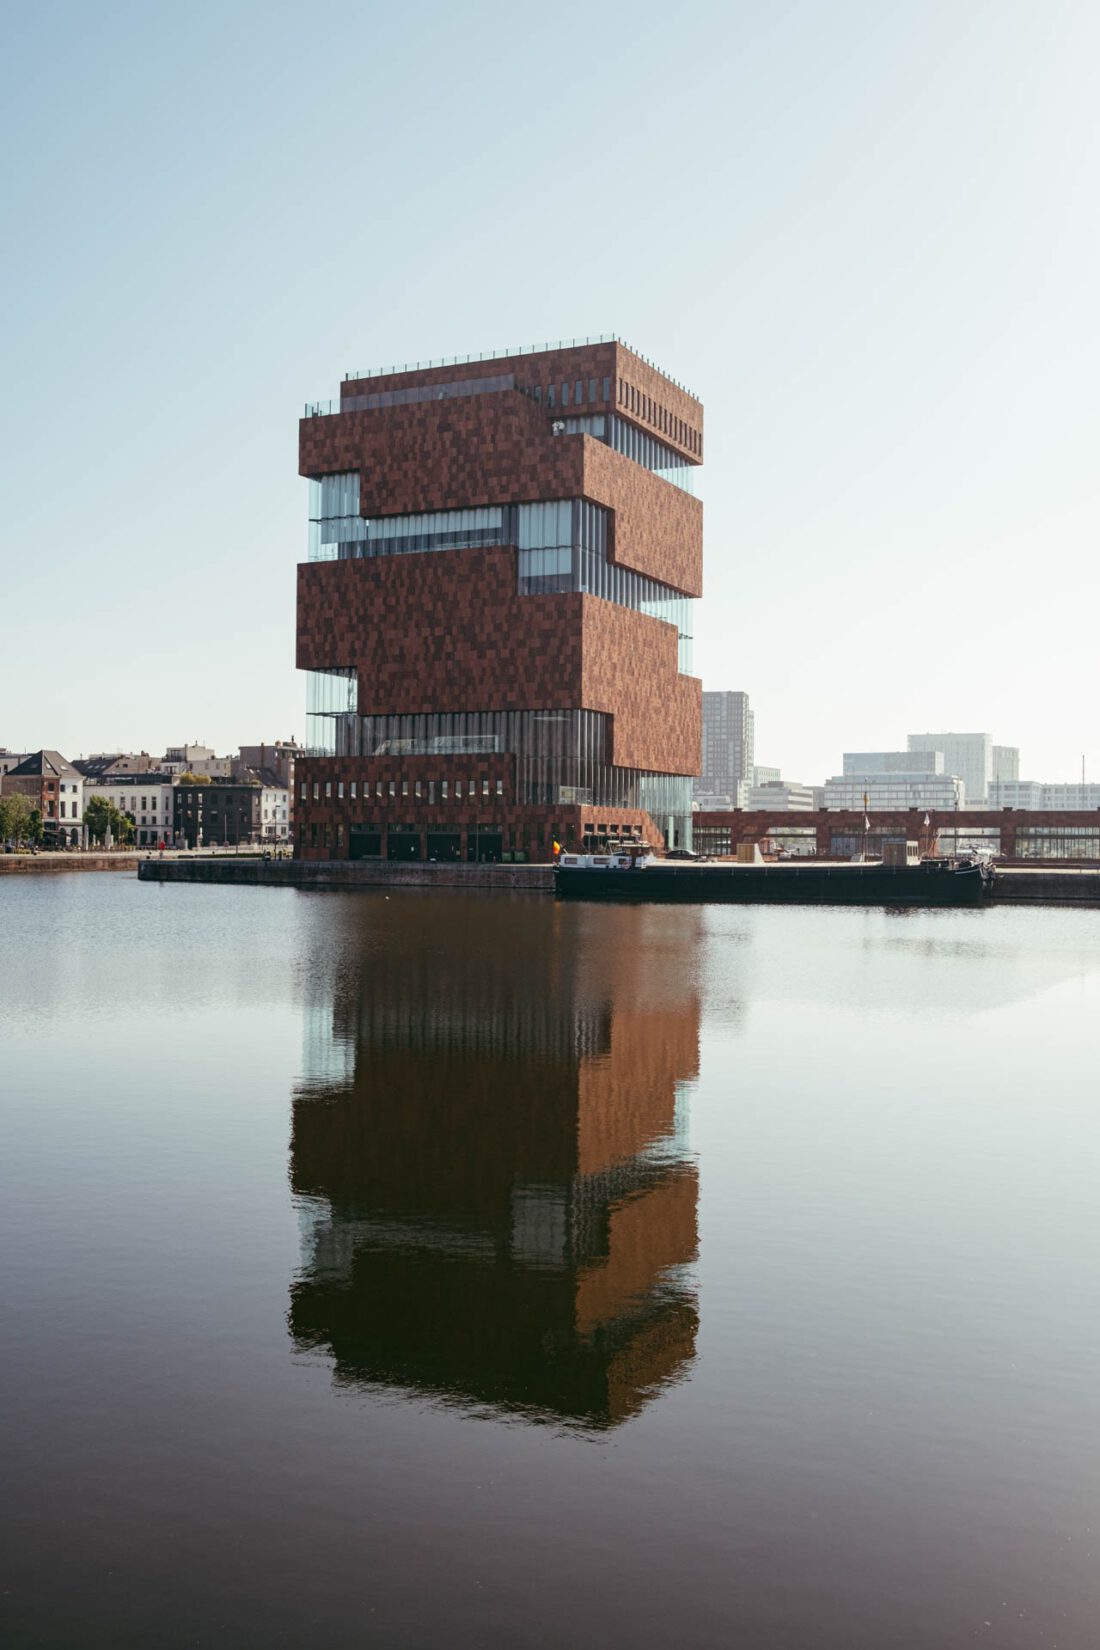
xmin=555 ymin=857 xmax=992 ymax=906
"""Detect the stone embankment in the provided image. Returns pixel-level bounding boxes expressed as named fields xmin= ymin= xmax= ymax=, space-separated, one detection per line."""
xmin=0 ymin=852 xmax=143 ymax=875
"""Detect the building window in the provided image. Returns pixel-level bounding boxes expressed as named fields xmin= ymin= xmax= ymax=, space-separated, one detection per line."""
xmin=388 ymin=781 xmax=396 ymax=798
xmin=337 ymin=781 xmax=344 ymax=799
xmin=482 ymin=778 xmax=490 ymax=798
xmin=561 ymin=382 xmax=570 ymax=407
xmin=325 ymin=781 xmax=332 ymax=798
xmin=415 ymin=780 xmax=422 ymax=799
xmin=312 ymin=782 xmax=319 ymax=800
xmin=441 ymin=780 xmax=448 ymax=799
xmin=589 ymin=379 xmax=597 ymax=402
xmin=495 ymin=778 xmax=503 ymax=798
xmin=300 ymin=782 xmax=307 ymax=800
xmin=456 ymin=780 xmax=463 ymax=799
xmin=350 ymin=781 xmax=357 ymax=798
xmin=401 ymin=780 xmax=409 ymax=798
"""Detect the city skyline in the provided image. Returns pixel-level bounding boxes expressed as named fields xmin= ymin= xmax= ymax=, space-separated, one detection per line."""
xmin=4 ymin=2 xmax=1099 ymax=781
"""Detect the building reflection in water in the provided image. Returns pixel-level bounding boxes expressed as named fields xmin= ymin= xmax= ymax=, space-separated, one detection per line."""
xmin=288 ymin=898 xmax=702 ymax=1430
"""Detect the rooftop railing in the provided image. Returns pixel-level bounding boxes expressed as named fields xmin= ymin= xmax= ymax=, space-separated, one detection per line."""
xmin=338 ymin=334 xmax=698 ymax=399
xmin=305 ymin=372 xmax=516 ymax=420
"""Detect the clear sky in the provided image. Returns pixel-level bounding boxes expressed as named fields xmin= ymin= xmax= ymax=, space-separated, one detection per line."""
xmin=3 ymin=0 xmax=1097 ymax=783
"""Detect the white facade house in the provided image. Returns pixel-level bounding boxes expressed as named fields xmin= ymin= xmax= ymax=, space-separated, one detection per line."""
xmin=83 ymin=777 xmax=176 ymax=846
xmin=163 ymin=744 xmax=232 ymax=779
xmin=2 ymin=751 xmax=85 ymax=846
xmin=260 ymin=782 xmax=290 ymax=841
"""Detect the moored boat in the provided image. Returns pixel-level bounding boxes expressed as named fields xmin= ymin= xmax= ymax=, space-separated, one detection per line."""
xmin=554 ymin=854 xmax=992 ymax=906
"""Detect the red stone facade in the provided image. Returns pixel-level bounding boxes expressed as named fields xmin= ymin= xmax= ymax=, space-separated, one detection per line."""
xmin=296 ymin=339 xmax=702 ymax=862
xmin=300 ymin=388 xmax=703 ymax=595
xmin=338 ymin=339 xmax=703 ymax=462
xmin=296 ymin=552 xmax=699 ymax=777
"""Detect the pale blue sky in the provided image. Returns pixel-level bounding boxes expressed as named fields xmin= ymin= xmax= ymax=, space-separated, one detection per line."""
xmin=2 ymin=0 xmax=1097 ymax=782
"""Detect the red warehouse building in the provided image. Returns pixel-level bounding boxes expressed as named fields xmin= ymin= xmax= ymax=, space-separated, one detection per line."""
xmin=295 ymin=336 xmax=702 ymax=863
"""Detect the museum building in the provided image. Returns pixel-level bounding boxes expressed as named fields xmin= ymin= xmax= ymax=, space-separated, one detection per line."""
xmin=295 ymin=336 xmax=703 ymax=862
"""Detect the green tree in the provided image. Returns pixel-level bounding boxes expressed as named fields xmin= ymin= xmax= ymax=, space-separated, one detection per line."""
xmin=84 ymin=795 xmax=134 ymax=847
xmin=28 ymin=808 xmax=43 ymax=847
xmin=0 ymin=790 xmax=33 ymax=846
xmin=177 ymin=771 xmax=211 ymax=784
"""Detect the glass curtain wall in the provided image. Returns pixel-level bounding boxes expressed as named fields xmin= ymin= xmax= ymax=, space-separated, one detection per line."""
xmin=313 ymin=703 xmax=691 ymax=821
xmin=309 ymin=480 xmax=506 ymax=563
xmin=608 ymin=416 xmax=697 ymax=494
xmin=306 ymin=669 xmax=358 ymax=754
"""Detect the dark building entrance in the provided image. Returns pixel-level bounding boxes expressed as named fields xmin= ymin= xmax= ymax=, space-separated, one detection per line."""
xmin=467 ymin=832 xmax=503 ymax=863
xmin=426 ymin=832 xmax=462 ymax=862
xmin=349 ymin=828 xmax=382 ymax=860
xmin=388 ymin=828 xmax=421 ymax=862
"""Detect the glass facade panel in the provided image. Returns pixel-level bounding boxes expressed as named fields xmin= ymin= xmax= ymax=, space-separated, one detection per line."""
xmin=306 ymin=668 xmax=358 ymax=754
xmin=517 ymin=500 xmax=694 ymax=672
xmin=310 ymin=490 xmax=507 ymax=563
xmin=1015 ymin=828 xmax=1100 ymax=860
xmin=608 ymin=416 xmax=697 ymax=495
xmin=308 ymin=473 xmax=368 ymax=561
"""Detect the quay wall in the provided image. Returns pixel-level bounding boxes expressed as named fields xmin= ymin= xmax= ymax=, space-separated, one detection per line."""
xmin=0 ymin=853 xmax=142 ymax=876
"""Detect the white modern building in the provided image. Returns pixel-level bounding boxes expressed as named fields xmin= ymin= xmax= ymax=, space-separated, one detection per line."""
xmin=844 ymin=750 xmax=943 ymax=777
xmin=908 ymin=732 xmax=992 ymax=803
xmin=824 ymin=771 xmax=964 ymax=812
xmin=989 ymin=780 xmax=1100 ymax=810
xmin=692 ymin=791 xmax=740 ymax=811
xmin=748 ymin=780 xmax=817 ymax=811
xmin=992 ymin=745 xmax=1020 ymax=784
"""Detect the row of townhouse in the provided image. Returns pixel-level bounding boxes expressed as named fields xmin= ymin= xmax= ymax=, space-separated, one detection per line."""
xmin=1 ymin=743 xmax=299 ymax=848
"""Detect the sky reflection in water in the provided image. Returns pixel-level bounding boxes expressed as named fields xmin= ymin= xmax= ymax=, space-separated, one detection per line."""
xmin=2 ymin=877 xmax=1100 ymax=1649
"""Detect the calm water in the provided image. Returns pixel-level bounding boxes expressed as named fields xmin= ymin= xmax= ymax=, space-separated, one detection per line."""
xmin=2 ymin=876 xmax=1100 ymax=1649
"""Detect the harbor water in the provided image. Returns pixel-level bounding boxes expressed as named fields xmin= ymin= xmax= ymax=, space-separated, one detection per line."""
xmin=2 ymin=875 xmax=1099 ymax=1648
